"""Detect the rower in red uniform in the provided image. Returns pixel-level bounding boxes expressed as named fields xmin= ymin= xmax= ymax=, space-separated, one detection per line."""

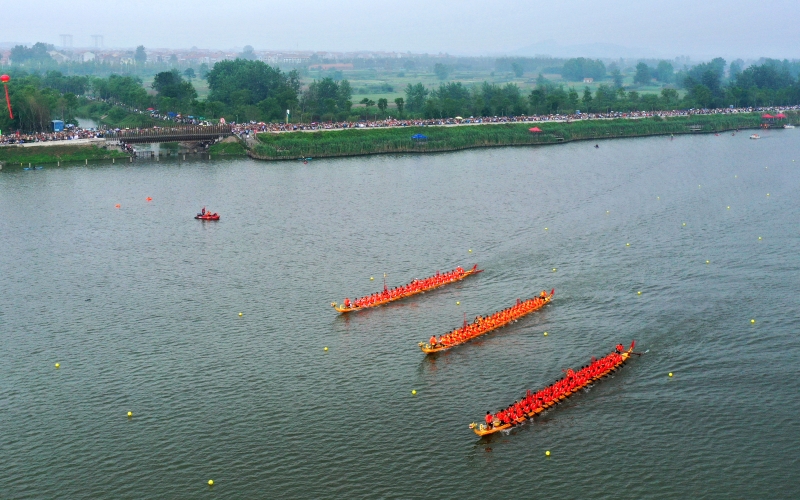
xmin=344 ymin=298 xmax=351 ymax=308
xmin=485 ymin=411 xmax=493 ymax=428
xmin=429 ymin=335 xmax=437 ymax=346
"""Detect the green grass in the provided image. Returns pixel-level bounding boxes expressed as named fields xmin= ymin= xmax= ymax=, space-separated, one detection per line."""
xmin=250 ymin=113 xmax=768 ymax=160
xmin=208 ymin=140 xmax=247 ymax=156
xmin=0 ymin=144 xmax=128 ymax=166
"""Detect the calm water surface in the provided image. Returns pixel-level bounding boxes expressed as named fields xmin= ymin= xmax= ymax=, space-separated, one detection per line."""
xmin=1 ymin=131 xmax=799 ymax=498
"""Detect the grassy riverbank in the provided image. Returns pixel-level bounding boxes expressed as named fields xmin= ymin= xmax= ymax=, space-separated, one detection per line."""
xmin=0 ymin=144 xmax=128 ymax=166
xmin=250 ymin=113 xmax=778 ymax=160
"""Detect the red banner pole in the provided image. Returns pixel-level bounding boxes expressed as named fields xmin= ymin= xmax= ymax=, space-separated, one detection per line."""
xmin=3 ymin=84 xmax=12 ymax=119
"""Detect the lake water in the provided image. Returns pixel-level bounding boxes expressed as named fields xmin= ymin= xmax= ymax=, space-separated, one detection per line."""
xmin=1 ymin=130 xmax=799 ymax=498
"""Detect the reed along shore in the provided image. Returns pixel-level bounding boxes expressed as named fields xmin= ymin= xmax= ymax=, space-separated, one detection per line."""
xmin=249 ymin=113 xmax=776 ymax=161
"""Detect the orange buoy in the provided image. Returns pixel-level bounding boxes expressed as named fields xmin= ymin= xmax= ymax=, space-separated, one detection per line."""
xmin=115 ymin=204 xmax=121 ymax=208
xmin=145 ymin=197 xmax=152 ymax=202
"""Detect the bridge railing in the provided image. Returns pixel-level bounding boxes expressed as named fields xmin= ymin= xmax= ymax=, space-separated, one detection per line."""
xmin=104 ymin=125 xmax=233 ymax=143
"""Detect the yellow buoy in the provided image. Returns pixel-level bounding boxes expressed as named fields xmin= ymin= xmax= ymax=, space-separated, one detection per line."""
xmin=544 ymin=227 xmax=548 ymax=230
xmin=456 ymin=301 xmax=460 ymax=305
xmin=411 ymin=390 xmax=416 ymax=395
xmin=758 ymin=237 xmax=762 ymax=240
xmin=370 ymin=277 xmax=374 ymax=280
xmin=706 ymin=260 xmax=710 ymax=264
xmin=682 ymin=222 xmax=686 ymax=226
xmin=468 ymin=249 xmax=472 ymax=252
xmin=698 ymin=185 xmax=701 ymax=188
xmin=637 ymin=291 xmax=641 ymax=295
xmin=750 ymin=319 xmax=755 ymax=324
xmin=324 ymin=347 xmax=328 ymax=351
xmin=668 ymin=373 xmax=673 ymax=377
xmin=55 ymin=363 xmax=60 ymax=368
xmin=544 ymin=332 xmax=548 ymax=336
xmin=657 ymin=196 xmax=660 ymax=199
xmin=545 ymin=450 xmax=550 ymax=456
xmin=208 ymin=480 xmax=214 ymax=486
xmin=552 ymin=268 xmax=556 ymax=272
xmin=727 ymin=206 xmax=730 ymax=209
xmin=606 ymin=210 xmax=609 ymax=214
xmin=626 ymin=243 xmax=630 ymax=246
xmin=127 ymin=411 xmax=132 ymax=417
xmin=767 ymin=193 xmax=770 ymax=197
xmin=238 ymin=312 xmax=242 ymax=317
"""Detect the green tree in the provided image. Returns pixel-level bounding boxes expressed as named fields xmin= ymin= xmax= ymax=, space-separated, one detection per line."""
xmin=404 ymin=83 xmax=429 ymax=112
xmin=207 ymin=59 xmax=299 ymax=112
xmin=134 ymin=46 xmax=147 ymax=65
xmin=240 ymin=45 xmax=257 ymax=60
xmin=183 ymin=68 xmax=196 ymax=81
xmin=511 ymin=62 xmax=524 ymax=78
xmin=152 ymin=70 xmax=197 ymax=102
xmin=581 ymin=87 xmax=593 ymax=111
xmin=433 ymin=63 xmax=449 ymax=80
xmin=567 ymin=88 xmax=579 ymax=111
xmin=377 ymin=98 xmax=388 ymax=115
xmin=10 ymin=42 xmax=54 ymax=65
xmin=610 ymin=68 xmax=623 ymax=88
xmin=561 ymin=58 xmax=606 ymax=81
xmin=634 ymin=63 xmax=652 ymax=85
xmin=655 ymin=61 xmax=673 ymax=82
xmin=169 ymin=54 xmax=178 ymax=67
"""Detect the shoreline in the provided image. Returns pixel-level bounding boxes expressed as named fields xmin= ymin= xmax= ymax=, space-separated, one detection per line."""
xmin=1 ymin=112 xmax=791 ymax=168
xmin=248 ymin=113 xmax=779 ymax=161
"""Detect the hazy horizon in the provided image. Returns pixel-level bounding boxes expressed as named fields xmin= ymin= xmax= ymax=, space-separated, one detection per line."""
xmin=4 ymin=0 xmax=799 ymax=60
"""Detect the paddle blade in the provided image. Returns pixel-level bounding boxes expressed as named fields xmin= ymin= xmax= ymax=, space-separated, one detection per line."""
xmin=551 ymin=288 xmax=555 ymax=296
xmin=630 ymin=340 xmax=636 ymax=350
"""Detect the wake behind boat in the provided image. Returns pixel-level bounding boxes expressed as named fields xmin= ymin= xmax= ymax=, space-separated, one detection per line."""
xmin=470 ymin=342 xmax=637 ymax=437
xmin=419 ymin=290 xmax=553 ymax=354
xmin=332 ymin=264 xmax=482 ymax=313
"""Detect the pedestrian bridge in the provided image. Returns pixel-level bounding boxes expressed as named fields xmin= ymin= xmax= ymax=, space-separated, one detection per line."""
xmin=104 ymin=125 xmax=233 ymax=144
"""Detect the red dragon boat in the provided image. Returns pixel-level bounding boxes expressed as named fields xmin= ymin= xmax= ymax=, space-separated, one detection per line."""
xmin=331 ymin=264 xmax=482 ymax=313
xmin=469 ymin=342 xmax=637 ymax=436
xmin=419 ymin=290 xmax=554 ymax=353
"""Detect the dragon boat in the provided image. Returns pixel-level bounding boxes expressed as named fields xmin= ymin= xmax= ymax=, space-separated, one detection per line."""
xmin=469 ymin=342 xmax=636 ymax=437
xmin=418 ymin=290 xmax=554 ymax=354
xmin=331 ymin=264 xmax=482 ymax=313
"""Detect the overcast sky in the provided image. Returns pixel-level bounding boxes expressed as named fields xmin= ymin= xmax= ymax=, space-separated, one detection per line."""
xmin=3 ymin=0 xmax=798 ymax=59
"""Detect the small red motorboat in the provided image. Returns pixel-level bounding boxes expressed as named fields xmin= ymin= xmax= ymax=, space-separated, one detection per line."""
xmin=195 ymin=207 xmax=220 ymax=220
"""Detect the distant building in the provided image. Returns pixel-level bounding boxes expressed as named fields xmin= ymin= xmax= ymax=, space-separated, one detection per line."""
xmin=82 ymin=52 xmax=96 ymax=62
xmin=47 ymin=51 xmax=71 ymax=64
xmin=583 ymin=78 xmax=594 ymax=83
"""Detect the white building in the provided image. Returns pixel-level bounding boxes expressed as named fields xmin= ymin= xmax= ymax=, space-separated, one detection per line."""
xmin=82 ymin=52 xmax=96 ymax=62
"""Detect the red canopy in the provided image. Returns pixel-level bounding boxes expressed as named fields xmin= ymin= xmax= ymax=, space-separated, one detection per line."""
xmin=775 ymin=113 xmax=786 ymax=119
xmin=762 ymin=114 xmax=774 ymax=119
xmin=529 ymin=127 xmax=542 ymax=132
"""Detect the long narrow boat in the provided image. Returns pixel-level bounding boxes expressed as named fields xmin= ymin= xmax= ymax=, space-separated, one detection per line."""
xmin=418 ymin=290 xmax=554 ymax=354
xmin=331 ymin=264 xmax=482 ymax=313
xmin=469 ymin=342 xmax=636 ymax=437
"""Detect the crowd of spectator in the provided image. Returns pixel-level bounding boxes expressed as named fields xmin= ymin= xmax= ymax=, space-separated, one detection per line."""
xmin=3 ymin=105 xmax=798 ymax=147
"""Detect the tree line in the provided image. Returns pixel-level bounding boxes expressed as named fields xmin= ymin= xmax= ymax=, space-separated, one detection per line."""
xmin=3 ymin=57 xmax=800 ymax=132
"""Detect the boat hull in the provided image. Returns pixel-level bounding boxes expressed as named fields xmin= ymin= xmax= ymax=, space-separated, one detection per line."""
xmin=421 ymin=293 xmax=553 ymax=354
xmin=471 ymin=349 xmax=631 ymax=437
xmin=333 ymin=266 xmax=482 ymax=313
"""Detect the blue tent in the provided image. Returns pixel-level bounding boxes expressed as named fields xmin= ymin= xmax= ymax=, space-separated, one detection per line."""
xmin=411 ymin=134 xmax=428 ymax=140
xmin=52 ymin=120 xmax=65 ymax=132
